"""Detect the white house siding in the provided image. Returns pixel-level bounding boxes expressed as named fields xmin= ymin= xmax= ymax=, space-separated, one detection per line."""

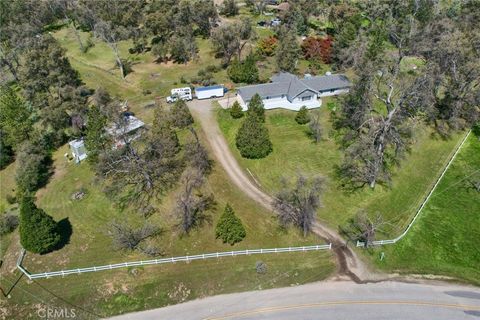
xmin=237 ymin=95 xmax=321 ymax=111
xmin=318 ymin=88 xmax=349 ymax=97
xmin=237 ymin=94 xmax=248 ymax=110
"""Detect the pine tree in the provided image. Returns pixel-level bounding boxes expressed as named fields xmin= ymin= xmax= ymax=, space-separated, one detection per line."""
xmin=170 ymin=99 xmax=194 ymax=129
xmin=0 ymin=130 xmax=14 ymax=169
xmin=275 ymin=26 xmax=300 ymax=72
xmin=247 ymin=93 xmax=265 ymax=122
xmin=215 ymin=203 xmax=246 ymax=245
xmin=227 ymin=54 xmax=259 ymax=84
xmin=295 ymin=106 xmax=310 ymax=124
xmin=85 ymin=105 xmax=109 ymax=165
xmin=15 ymin=139 xmax=52 ymax=194
xmin=19 ymin=197 xmax=60 ymax=254
xmin=230 ymin=101 xmax=244 ymax=119
xmin=236 ymin=113 xmax=272 ymax=159
xmin=473 ymin=122 xmax=480 ymax=138
xmin=0 ymin=85 xmax=33 ymax=149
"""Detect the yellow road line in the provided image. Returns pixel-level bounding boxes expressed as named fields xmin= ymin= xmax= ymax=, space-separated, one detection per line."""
xmin=205 ymin=300 xmax=480 ymax=320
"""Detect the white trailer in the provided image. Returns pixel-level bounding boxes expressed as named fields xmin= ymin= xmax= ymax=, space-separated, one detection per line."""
xmin=195 ymin=85 xmax=224 ymax=100
xmin=166 ymin=87 xmax=192 ymax=103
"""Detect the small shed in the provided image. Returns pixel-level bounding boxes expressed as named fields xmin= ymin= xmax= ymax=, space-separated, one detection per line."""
xmin=69 ymin=139 xmax=87 ymax=163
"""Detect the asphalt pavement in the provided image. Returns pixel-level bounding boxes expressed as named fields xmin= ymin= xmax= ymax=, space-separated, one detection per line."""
xmin=109 ymin=280 xmax=480 ymax=320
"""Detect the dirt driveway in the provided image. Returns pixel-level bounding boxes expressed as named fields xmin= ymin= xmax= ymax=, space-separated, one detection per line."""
xmin=187 ymin=99 xmax=374 ymax=282
xmin=188 ymin=99 xmax=274 ymax=209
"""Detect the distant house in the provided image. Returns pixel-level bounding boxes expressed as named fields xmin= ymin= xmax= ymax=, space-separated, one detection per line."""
xmin=106 ymin=114 xmax=145 ymax=149
xmin=68 ymin=114 xmax=145 ymax=162
xmin=236 ymin=72 xmax=351 ymax=111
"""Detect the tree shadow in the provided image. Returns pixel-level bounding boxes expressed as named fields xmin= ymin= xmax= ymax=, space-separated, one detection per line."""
xmin=333 ymin=164 xmax=368 ymax=194
xmin=52 ymin=218 xmax=73 ymax=251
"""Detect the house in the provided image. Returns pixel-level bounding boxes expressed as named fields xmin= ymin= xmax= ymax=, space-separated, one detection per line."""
xmin=68 ymin=114 xmax=145 ymax=162
xmin=106 ymin=113 xmax=145 ymax=149
xmin=236 ymin=72 xmax=351 ymax=111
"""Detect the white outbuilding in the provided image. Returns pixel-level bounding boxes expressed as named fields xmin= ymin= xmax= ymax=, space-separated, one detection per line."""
xmin=69 ymin=139 xmax=87 ymax=163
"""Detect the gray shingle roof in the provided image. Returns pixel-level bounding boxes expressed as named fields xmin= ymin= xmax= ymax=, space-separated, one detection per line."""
xmin=237 ymin=72 xmax=351 ymax=102
xmin=302 ymin=74 xmax=351 ymax=92
xmin=237 ymin=82 xmax=290 ymax=102
xmin=271 ymin=72 xmax=296 ymax=83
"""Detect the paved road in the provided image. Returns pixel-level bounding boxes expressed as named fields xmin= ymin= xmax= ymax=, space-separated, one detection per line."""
xmin=187 ymin=99 xmax=370 ymax=281
xmin=110 ymin=281 xmax=480 ymax=320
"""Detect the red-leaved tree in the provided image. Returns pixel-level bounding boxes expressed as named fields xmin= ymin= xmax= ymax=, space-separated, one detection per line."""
xmin=301 ymin=36 xmax=333 ymax=64
xmin=257 ymin=36 xmax=278 ymax=57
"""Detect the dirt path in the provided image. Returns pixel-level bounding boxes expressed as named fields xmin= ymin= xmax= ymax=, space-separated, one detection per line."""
xmin=188 ymin=100 xmax=375 ymax=282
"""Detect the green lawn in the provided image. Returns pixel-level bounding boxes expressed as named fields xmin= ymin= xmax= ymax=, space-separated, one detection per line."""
xmin=217 ymin=105 xmax=464 ymax=236
xmin=0 ymin=128 xmax=335 ymax=319
xmin=0 ymin=137 xmax=335 ymax=319
xmin=369 ymin=134 xmax=480 ymax=285
xmin=1 ymin=249 xmax=333 ymax=319
xmin=0 ymin=162 xmax=17 ymax=259
xmin=0 ymin=161 xmax=16 ymax=213
xmin=53 ymin=28 xmax=231 ymax=124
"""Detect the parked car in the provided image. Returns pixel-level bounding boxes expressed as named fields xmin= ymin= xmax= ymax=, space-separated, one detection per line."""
xmin=271 ymin=18 xmax=282 ymax=26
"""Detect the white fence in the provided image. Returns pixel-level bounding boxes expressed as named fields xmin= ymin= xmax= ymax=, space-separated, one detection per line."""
xmin=357 ymin=130 xmax=472 ymax=248
xmin=17 ymin=244 xmax=332 ymax=280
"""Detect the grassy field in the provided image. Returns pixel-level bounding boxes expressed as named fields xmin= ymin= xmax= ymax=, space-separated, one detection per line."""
xmin=0 ymin=136 xmax=335 ymax=319
xmin=1 ymin=249 xmax=333 ymax=319
xmin=0 ymin=26 xmax=336 ymax=319
xmin=0 ymin=162 xmax=16 ymax=213
xmin=217 ymin=105 xmax=464 ymax=236
xmin=368 ymin=134 xmax=480 ymax=285
xmin=53 ymin=27 xmax=231 ymax=124
xmin=0 ymin=125 xmax=336 ymax=319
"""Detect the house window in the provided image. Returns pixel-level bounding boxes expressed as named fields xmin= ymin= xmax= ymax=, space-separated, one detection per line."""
xmin=301 ymin=95 xmax=312 ymax=101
